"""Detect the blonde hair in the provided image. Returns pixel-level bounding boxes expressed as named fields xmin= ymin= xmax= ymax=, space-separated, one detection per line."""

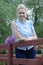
xmin=17 ymin=4 xmax=27 ymax=12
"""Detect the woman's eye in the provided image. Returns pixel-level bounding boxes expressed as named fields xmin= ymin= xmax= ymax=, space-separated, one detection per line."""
xmin=19 ymin=13 xmax=21 ymax=14
xmin=19 ymin=12 xmax=25 ymax=14
xmin=23 ymin=12 xmax=25 ymax=14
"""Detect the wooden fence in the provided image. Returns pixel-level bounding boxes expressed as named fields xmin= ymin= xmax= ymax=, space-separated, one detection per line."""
xmin=0 ymin=38 xmax=43 ymax=65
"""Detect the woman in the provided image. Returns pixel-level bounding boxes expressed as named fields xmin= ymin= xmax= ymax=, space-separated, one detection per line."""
xmin=11 ymin=4 xmax=37 ymax=59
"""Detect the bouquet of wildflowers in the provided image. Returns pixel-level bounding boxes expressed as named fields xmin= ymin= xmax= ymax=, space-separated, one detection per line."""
xmin=5 ymin=36 xmax=16 ymax=44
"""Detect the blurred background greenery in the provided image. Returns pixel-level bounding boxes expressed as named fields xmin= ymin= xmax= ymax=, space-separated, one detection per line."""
xmin=0 ymin=0 xmax=43 ymax=44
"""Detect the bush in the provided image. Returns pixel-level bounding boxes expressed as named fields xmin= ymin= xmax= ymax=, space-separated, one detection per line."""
xmin=35 ymin=22 xmax=43 ymax=38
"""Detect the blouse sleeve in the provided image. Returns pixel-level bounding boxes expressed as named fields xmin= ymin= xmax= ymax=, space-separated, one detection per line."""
xmin=10 ymin=19 xmax=16 ymax=35
xmin=29 ymin=20 xmax=35 ymax=33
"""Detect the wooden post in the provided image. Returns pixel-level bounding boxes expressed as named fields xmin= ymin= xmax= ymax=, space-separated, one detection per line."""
xmin=41 ymin=55 xmax=43 ymax=65
xmin=7 ymin=43 xmax=13 ymax=65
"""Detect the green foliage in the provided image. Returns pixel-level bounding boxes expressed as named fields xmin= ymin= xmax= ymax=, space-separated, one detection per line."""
xmin=0 ymin=0 xmax=16 ymax=20
xmin=25 ymin=0 xmax=43 ymax=23
xmin=0 ymin=0 xmax=23 ymax=43
xmin=35 ymin=22 xmax=43 ymax=38
xmin=0 ymin=25 xmax=12 ymax=44
xmin=0 ymin=0 xmax=43 ymax=44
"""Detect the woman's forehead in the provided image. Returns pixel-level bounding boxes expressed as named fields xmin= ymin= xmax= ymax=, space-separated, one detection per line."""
xmin=18 ymin=8 xmax=26 ymax=12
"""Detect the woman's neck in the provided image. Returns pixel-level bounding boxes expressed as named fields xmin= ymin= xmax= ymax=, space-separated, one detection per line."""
xmin=19 ymin=18 xmax=26 ymax=22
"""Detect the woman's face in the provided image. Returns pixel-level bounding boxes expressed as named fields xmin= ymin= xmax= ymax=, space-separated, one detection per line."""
xmin=17 ymin=8 xmax=26 ymax=21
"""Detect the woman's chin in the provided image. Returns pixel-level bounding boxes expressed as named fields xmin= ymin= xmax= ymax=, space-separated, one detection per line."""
xmin=19 ymin=18 xmax=26 ymax=21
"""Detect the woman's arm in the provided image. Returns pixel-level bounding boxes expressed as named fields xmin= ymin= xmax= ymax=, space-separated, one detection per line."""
xmin=11 ymin=22 xmax=27 ymax=40
xmin=27 ymin=30 xmax=37 ymax=40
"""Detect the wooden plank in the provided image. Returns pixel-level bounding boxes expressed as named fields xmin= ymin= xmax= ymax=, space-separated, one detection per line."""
xmin=13 ymin=58 xmax=40 ymax=65
xmin=12 ymin=38 xmax=43 ymax=48
xmin=0 ymin=44 xmax=9 ymax=50
xmin=0 ymin=54 xmax=16 ymax=57
xmin=0 ymin=57 xmax=8 ymax=63
xmin=0 ymin=54 xmax=7 ymax=57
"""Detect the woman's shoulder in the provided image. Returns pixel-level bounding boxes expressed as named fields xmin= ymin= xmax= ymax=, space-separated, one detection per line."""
xmin=11 ymin=19 xmax=20 ymax=28
xmin=11 ymin=19 xmax=18 ymax=25
xmin=11 ymin=19 xmax=16 ymax=23
xmin=11 ymin=19 xmax=17 ymax=28
xmin=27 ymin=19 xmax=33 ymax=25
